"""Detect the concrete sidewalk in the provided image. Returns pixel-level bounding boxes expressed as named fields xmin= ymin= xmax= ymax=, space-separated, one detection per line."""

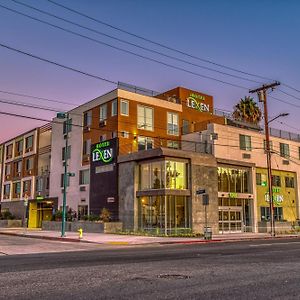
xmin=0 ymin=228 xmax=299 ymax=245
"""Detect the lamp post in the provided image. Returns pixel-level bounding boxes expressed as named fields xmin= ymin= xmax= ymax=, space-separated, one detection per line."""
xmin=57 ymin=112 xmax=69 ymax=237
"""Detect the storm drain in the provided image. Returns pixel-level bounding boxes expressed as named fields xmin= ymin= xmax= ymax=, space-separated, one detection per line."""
xmin=157 ymin=274 xmax=190 ymax=279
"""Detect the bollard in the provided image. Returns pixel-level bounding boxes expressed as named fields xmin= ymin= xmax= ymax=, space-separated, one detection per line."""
xmin=78 ymin=228 xmax=83 ymax=239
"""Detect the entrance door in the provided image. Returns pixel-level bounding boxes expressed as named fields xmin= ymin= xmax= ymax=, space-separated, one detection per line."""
xmin=219 ymin=207 xmax=243 ymax=233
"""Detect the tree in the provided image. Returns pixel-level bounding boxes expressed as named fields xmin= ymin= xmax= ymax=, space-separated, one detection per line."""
xmin=232 ymin=96 xmax=262 ymax=124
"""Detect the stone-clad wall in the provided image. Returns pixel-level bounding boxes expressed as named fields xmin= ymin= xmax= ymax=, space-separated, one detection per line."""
xmin=1 ymin=200 xmax=25 ymax=219
xmin=191 ymin=155 xmax=219 ymax=234
xmin=118 ymin=161 xmax=137 ymax=230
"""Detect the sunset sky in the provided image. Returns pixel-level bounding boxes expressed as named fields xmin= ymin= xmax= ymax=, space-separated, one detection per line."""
xmin=1 ymin=0 xmax=300 ymax=142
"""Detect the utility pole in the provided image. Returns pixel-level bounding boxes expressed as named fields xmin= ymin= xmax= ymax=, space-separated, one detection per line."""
xmin=57 ymin=112 xmax=70 ymax=237
xmin=249 ymin=81 xmax=280 ymax=237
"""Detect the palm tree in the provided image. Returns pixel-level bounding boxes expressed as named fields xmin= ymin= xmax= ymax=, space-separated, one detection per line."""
xmin=232 ymin=96 xmax=262 ymax=124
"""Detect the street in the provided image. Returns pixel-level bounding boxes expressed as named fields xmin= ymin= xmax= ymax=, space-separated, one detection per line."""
xmin=1 ymin=236 xmax=300 ymax=299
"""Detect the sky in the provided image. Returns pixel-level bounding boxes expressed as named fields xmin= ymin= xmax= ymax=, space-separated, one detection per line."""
xmin=1 ymin=0 xmax=300 ymax=142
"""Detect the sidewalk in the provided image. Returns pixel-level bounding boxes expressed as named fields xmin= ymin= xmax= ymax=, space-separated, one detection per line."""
xmin=1 ymin=228 xmax=299 ymax=245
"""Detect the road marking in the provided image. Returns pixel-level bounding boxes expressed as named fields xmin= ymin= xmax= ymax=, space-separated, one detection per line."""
xmin=249 ymin=241 xmax=300 ymax=247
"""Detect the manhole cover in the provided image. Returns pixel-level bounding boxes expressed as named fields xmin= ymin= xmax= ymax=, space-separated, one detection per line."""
xmin=157 ymin=274 xmax=190 ymax=279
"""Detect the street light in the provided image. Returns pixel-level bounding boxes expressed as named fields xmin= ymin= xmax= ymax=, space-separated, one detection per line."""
xmin=57 ymin=112 xmax=70 ymax=237
xmin=268 ymin=113 xmax=289 ymax=124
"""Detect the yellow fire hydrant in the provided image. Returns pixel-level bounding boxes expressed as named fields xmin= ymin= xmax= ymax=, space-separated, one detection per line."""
xmin=78 ymin=228 xmax=83 ymax=239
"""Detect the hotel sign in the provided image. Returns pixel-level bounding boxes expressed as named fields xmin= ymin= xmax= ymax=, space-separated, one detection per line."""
xmin=186 ymin=93 xmax=210 ymax=112
xmin=91 ymin=138 xmax=117 ymax=167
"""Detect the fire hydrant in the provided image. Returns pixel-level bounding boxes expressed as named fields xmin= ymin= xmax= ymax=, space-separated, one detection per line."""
xmin=78 ymin=228 xmax=83 ymax=239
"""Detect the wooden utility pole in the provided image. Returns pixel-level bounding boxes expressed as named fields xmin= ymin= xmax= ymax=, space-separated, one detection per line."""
xmin=249 ymin=82 xmax=280 ymax=237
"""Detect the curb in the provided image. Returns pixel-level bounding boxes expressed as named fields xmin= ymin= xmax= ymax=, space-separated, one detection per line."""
xmin=0 ymin=230 xmax=299 ymax=246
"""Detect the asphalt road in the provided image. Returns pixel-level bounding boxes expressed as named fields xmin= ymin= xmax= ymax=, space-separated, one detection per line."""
xmin=1 ymin=236 xmax=300 ymax=299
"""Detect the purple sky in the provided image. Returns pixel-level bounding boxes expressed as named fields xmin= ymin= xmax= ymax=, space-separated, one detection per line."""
xmin=1 ymin=0 xmax=300 ymax=142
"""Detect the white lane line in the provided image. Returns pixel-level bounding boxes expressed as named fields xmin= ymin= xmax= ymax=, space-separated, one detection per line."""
xmin=250 ymin=241 xmax=300 ymax=247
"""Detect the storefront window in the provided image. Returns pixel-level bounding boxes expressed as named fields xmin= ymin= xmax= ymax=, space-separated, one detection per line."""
xmin=138 ymin=196 xmax=190 ymax=234
xmin=139 ymin=160 xmax=187 ymax=190
xmin=218 ymin=166 xmax=250 ymax=193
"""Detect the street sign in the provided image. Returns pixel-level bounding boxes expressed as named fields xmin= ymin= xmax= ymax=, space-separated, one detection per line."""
xmin=202 ymin=194 xmax=209 ymax=206
xmin=196 ymin=189 xmax=206 ymax=195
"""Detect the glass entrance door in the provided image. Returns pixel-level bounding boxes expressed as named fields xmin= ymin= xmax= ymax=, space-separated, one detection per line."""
xmin=218 ymin=197 xmax=253 ymax=233
xmin=219 ymin=207 xmax=243 ymax=233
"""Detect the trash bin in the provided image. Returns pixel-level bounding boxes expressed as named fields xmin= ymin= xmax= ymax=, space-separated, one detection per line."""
xmin=204 ymin=227 xmax=212 ymax=240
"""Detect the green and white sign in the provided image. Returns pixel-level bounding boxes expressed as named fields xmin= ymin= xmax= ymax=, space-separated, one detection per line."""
xmin=186 ymin=93 xmax=210 ymax=112
xmin=92 ymin=141 xmax=114 ymax=164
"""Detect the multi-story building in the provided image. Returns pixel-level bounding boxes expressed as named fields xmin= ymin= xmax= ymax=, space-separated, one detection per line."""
xmin=185 ymin=121 xmax=300 ymax=233
xmin=0 ymin=124 xmax=53 ymax=226
xmin=49 ymin=84 xmax=224 ymax=227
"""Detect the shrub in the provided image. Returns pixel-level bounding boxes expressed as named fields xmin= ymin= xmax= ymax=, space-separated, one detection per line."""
xmin=100 ymin=208 xmax=111 ymax=222
xmin=0 ymin=211 xmax=16 ymax=220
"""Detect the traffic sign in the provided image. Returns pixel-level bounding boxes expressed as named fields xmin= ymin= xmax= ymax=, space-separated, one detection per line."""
xmin=196 ymin=189 xmax=206 ymax=195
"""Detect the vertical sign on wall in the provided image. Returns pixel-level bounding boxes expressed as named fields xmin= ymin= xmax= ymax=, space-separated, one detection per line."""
xmin=89 ymin=138 xmax=118 ymax=220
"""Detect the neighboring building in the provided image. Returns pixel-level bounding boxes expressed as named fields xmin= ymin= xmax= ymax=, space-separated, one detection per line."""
xmin=0 ymin=144 xmax=3 ymax=208
xmin=0 ymin=124 xmax=53 ymax=226
xmin=185 ymin=121 xmax=300 ymax=233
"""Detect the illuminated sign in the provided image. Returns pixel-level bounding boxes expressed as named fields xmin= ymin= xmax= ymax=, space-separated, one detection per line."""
xmin=186 ymin=93 xmax=210 ymax=112
xmin=229 ymin=192 xmax=238 ymax=198
xmin=92 ymin=141 xmax=113 ymax=164
xmin=265 ymin=192 xmax=283 ymax=205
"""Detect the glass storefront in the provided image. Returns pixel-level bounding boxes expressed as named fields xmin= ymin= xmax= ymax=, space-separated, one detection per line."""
xmin=139 ymin=160 xmax=187 ymax=190
xmin=218 ymin=197 xmax=252 ymax=233
xmin=138 ymin=196 xmax=191 ymax=234
xmin=218 ymin=166 xmax=251 ymax=193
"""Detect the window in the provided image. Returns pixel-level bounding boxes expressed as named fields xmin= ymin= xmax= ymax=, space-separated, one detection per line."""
xmin=239 ymin=135 xmax=251 ymax=151
xmin=61 ymin=174 xmax=70 ymax=187
xmin=167 ymin=112 xmax=179 ymax=135
xmin=111 ymin=99 xmax=118 ymax=116
xmin=25 ymin=135 xmax=33 ymax=151
xmin=280 ymin=143 xmax=289 ymax=158
xmin=99 ymin=135 xmax=107 ymax=142
xmin=120 ymin=131 xmax=129 ymax=138
xmin=256 ymin=173 xmax=267 ymax=186
xmin=4 ymin=184 xmax=10 ymax=197
xmin=299 ymin=147 xmax=300 ymax=160
xmin=137 ymin=105 xmax=153 ymax=131
xmin=139 ymin=160 xmax=188 ymax=190
xmin=83 ymin=111 xmax=92 ymax=127
xmin=62 ymin=146 xmax=71 ymax=161
xmin=100 ymin=104 xmax=107 ymax=121
xmin=167 ymin=140 xmax=179 ymax=149
xmin=271 ymin=175 xmax=281 ymax=187
xmin=6 ymin=144 xmax=13 ymax=159
xmin=112 ymin=131 xmax=118 ymax=138
xmin=26 ymin=157 xmax=34 ymax=171
xmin=285 ymin=176 xmax=295 ymax=188
xmin=63 ymin=119 xmax=72 ymax=134
xmin=120 ymin=99 xmax=129 ymax=116
xmin=16 ymin=140 xmax=23 ymax=156
xmin=13 ymin=181 xmax=21 ymax=196
xmin=23 ymin=180 xmax=31 ymax=196
xmin=138 ymin=136 xmax=153 ymax=151
xmin=79 ymin=169 xmax=90 ymax=185
xmin=261 ymin=207 xmax=283 ymax=221
xmin=218 ymin=166 xmax=250 ymax=193
xmin=36 ymin=177 xmax=43 ymax=192
xmin=182 ymin=119 xmax=189 ymax=134
xmin=263 ymin=140 xmax=273 ymax=152
xmin=83 ymin=139 xmax=91 ymax=156
xmin=14 ymin=160 xmax=22 ymax=176
xmin=5 ymin=164 xmax=11 ymax=176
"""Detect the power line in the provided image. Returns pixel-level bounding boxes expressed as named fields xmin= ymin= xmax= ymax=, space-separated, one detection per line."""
xmin=0 ymin=4 xmax=250 ymax=90
xmin=0 ymin=89 xmax=75 ymax=106
xmin=0 ymin=42 xmax=118 ymax=85
xmin=47 ymin=0 xmax=274 ymax=82
xmin=10 ymin=0 xmax=263 ymax=85
xmin=0 ymin=110 xmax=266 ymax=151
xmin=47 ymin=1 xmax=300 ymax=96
xmin=277 ymin=89 xmax=300 ymax=101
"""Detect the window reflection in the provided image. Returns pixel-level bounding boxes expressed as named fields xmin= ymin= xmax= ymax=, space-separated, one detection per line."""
xmin=139 ymin=160 xmax=187 ymax=190
xmin=218 ymin=166 xmax=250 ymax=193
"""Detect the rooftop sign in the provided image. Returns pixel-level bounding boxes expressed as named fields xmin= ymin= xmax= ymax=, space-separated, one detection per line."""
xmin=186 ymin=93 xmax=210 ymax=113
